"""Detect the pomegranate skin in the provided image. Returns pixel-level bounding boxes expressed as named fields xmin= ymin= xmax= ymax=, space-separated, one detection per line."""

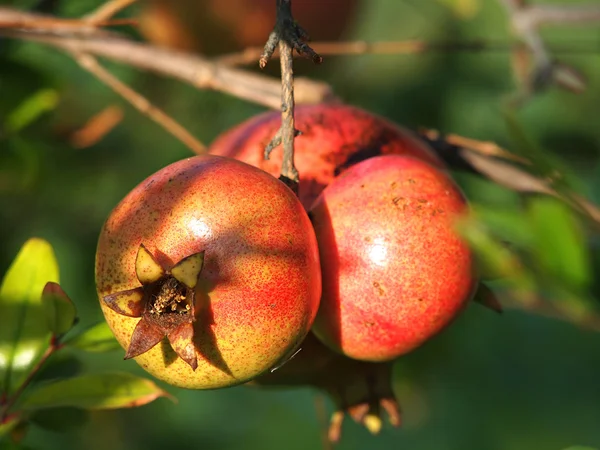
xmin=310 ymin=155 xmax=475 ymax=362
xmin=95 ymin=155 xmax=321 ymax=389
xmin=209 ymin=104 xmax=442 ymax=208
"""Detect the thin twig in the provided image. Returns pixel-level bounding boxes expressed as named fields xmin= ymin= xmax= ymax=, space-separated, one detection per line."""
xmin=261 ymin=0 xmax=323 ymax=191
xmin=85 ymin=0 xmax=138 ymax=23
xmin=0 ymin=17 xmax=136 ymax=31
xmin=0 ymin=339 xmax=58 ymax=420
xmin=270 ymin=38 xmax=299 ymax=189
xmin=217 ymin=39 xmax=600 ymax=66
xmin=74 ymin=52 xmax=206 ymax=155
xmin=0 ymin=7 xmax=334 ymax=110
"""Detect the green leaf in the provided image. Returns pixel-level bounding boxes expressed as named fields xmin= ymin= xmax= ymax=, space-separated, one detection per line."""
xmin=41 ymin=282 xmax=77 ymax=337
xmin=528 ymin=197 xmax=591 ymax=289
xmin=30 ymin=407 xmax=89 ymax=432
xmin=562 ymin=447 xmax=598 ymax=450
xmin=0 ymin=238 xmax=59 ymax=395
xmin=5 ymin=89 xmax=59 ymax=134
xmin=64 ymin=322 xmax=121 ymax=353
xmin=18 ymin=373 xmax=173 ymax=411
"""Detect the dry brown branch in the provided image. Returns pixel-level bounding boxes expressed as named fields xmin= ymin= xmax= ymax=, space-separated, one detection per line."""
xmin=216 ymin=39 xmax=599 ymax=66
xmin=0 ymin=17 xmax=136 ymax=31
xmin=420 ymin=128 xmax=529 ymax=164
xmin=420 ymin=130 xmax=600 ymax=224
xmin=0 ymin=7 xmax=334 ymax=110
xmin=260 ymin=0 xmax=323 ymax=190
xmin=74 ymin=52 xmax=206 ymax=155
xmin=85 ymin=0 xmax=137 ymax=23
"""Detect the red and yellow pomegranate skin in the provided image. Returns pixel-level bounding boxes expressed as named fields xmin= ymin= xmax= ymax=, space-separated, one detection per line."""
xmin=209 ymin=103 xmax=442 ymax=209
xmin=310 ymin=155 xmax=476 ymax=362
xmin=95 ymin=155 xmax=321 ymax=389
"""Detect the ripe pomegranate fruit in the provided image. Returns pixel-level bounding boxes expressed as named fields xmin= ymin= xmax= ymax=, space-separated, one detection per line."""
xmin=138 ymin=0 xmax=359 ymax=55
xmin=249 ymin=332 xmax=400 ymax=443
xmin=310 ymin=155 xmax=476 ymax=362
xmin=209 ymin=103 xmax=442 ymax=209
xmin=95 ymin=155 xmax=321 ymax=389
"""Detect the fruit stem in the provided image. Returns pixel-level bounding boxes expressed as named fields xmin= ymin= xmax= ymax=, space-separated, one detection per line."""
xmin=0 ymin=335 xmax=61 ymax=421
xmin=261 ymin=0 xmax=323 ymax=194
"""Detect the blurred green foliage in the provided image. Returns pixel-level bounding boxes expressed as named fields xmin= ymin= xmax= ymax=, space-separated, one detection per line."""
xmin=1 ymin=0 xmax=600 ymax=449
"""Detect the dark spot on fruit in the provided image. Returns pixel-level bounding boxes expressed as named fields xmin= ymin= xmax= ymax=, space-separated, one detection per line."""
xmin=360 ymin=184 xmax=365 ymax=189
xmin=364 ymin=236 xmax=372 ymax=243
xmin=408 ymin=179 xmax=416 ymax=184
xmin=365 ymin=321 xmax=375 ymax=327
xmin=391 ymin=181 xmax=397 ymax=189
xmin=373 ymin=281 xmax=384 ymax=296
xmin=418 ymin=199 xmax=428 ymax=204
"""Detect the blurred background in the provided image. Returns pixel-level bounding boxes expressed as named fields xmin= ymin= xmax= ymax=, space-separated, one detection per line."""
xmin=1 ymin=0 xmax=600 ymax=449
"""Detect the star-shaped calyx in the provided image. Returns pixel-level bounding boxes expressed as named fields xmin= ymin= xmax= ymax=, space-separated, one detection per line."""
xmin=103 ymin=244 xmax=205 ymax=370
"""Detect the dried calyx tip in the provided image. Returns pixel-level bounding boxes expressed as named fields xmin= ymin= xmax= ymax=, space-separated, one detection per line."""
xmin=104 ymin=244 xmax=205 ymax=370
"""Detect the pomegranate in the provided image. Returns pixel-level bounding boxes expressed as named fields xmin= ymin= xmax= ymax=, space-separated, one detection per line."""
xmin=95 ymin=155 xmax=321 ymax=389
xmin=310 ymin=155 xmax=475 ymax=362
xmin=138 ymin=0 xmax=359 ymax=54
xmin=209 ymin=103 xmax=442 ymax=209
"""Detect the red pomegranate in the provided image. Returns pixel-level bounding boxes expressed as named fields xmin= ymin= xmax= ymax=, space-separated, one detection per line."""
xmin=138 ymin=0 xmax=359 ymax=54
xmin=209 ymin=103 xmax=442 ymax=209
xmin=95 ymin=155 xmax=321 ymax=389
xmin=310 ymin=155 xmax=475 ymax=362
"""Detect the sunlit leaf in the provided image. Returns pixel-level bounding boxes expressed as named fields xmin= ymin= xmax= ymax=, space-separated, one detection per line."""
xmin=18 ymin=373 xmax=174 ymax=411
xmin=30 ymin=407 xmax=89 ymax=432
xmin=456 ymin=216 xmax=534 ymax=288
xmin=5 ymin=89 xmax=59 ymax=134
xmin=528 ymin=197 xmax=591 ymax=290
xmin=471 ymin=204 xmax=533 ymax=248
xmin=0 ymin=239 xmax=59 ymax=395
xmin=41 ymin=282 xmax=77 ymax=337
xmin=64 ymin=322 xmax=121 ymax=353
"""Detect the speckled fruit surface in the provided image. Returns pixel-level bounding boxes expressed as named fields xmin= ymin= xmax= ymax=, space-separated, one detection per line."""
xmin=209 ymin=103 xmax=442 ymax=209
xmin=95 ymin=155 xmax=321 ymax=389
xmin=310 ymin=155 xmax=475 ymax=362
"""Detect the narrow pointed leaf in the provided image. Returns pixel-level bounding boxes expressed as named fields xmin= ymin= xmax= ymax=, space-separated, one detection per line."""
xmin=171 ymin=252 xmax=205 ymax=289
xmin=6 ymin=88 xmax=59 ymax=134
xmin=18 ymin=373 xmax=173 ymax=411
xmin=124 ymin=319 xmax=164 ymax=359
xmin=64 ymin=322 xmax=121 ymax=353
xmin=135 ymin=244 xmax=164 ymax=285
xmin=41 ymin=282 xmax=77 ymax=336
xmin=103 ymin=287 xmax=145 ymax=317
xmin=0 ymin=238 xmax=59 ymax=394
xmin=168 ymin=322 xmax=198 ymax=370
